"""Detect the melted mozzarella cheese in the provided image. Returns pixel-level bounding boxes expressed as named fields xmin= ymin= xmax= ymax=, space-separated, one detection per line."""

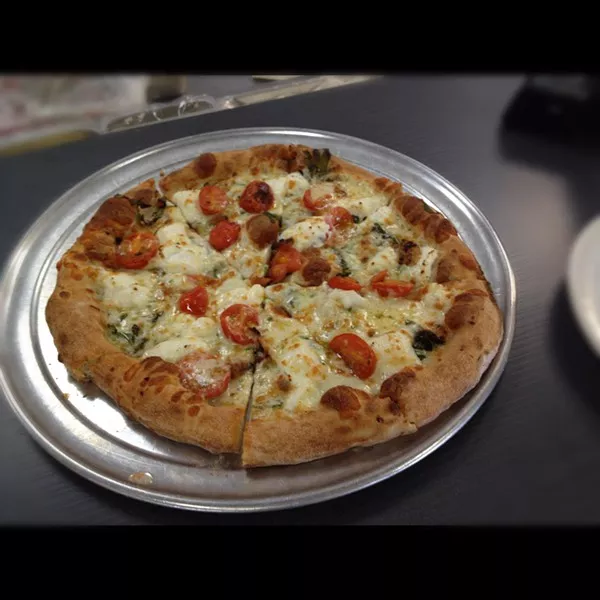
xmin=154 ymin=222 xmax=223 ymax=275
xmin=101 ymin=271 xmax=158 ymax=309
xmin=265 ymin=173 xmax=310 ymax=212
xmin=409 ymin=283 xmax=455 ymax=324
xmin=250 ymin=358 xmax=287 ymax=411
xmin=337 ymin=195 xmax=387 ymax=219
xmin=170 ymin=190 xmax=205 ymax=227
xmin=367 ymin=246 xmax=398 ymax=273
xmin=221 ymin=215 xmax=270 ymax=279
xmin=369 ymin=205 xmax=396 ymax=226
xmin=328 ymin=289 xmax=369 ymax=310
xmin=159 ymin=272 xmax=196 ymax=292
xmin=368 ymin=204 xmax=417 ymax=239
xmin=259 ymin=313 xmax=365 ymax=411
xmin=142 ymin=337 xmax=210 ymax=362
xmin=266 ymin=280 xmax=457 ymax=351
xmin=149 ymin=312 xmax=218 ymax=346
xmin=257 ymin=305 xmax=325 ymax=410
xmin=400 ymin=246 xmax=438 ymax=283
xmin=279 ymin=217 xmax=330 ymax=251
xmin=163 ymin=205 xmax=187 ymax=224
xmin=214 ymin=281 xmax=265 ymax=314
xmin=367 ymin=330 xmax=419 ymax=390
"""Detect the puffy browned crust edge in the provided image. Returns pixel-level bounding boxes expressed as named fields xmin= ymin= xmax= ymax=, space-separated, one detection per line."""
xmin=385 ymin=280 xmax=502 ymax=427
xmin=241 ymin=395 xmax=417 ymax=468
xmin=159 ymin=144 xmax=312 ymax=198
xmin=45 ymin=180 xmax=246 ymax=454
xmin=158 ymin=144 xmax=404 ymax=198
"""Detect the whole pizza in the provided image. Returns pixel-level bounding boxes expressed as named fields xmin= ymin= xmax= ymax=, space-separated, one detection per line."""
xmin=46 ymin=144 xmax=503 ymax=467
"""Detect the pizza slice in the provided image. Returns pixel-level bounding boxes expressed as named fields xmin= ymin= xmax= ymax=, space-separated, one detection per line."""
xmin=46 ymin=180 xmax=261 ymax=454
xmin=242 ymin=273 xmax=500 ymax=466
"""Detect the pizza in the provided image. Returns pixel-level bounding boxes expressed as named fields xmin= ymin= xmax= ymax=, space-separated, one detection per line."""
xmin=45 ymin=144 xmax=503 ymax=467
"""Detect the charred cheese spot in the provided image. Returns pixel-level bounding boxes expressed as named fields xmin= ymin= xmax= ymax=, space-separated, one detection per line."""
xmin=301 ymin=256 xmax=331 ymax=286
xmin=321 ymin=385 xmax=365 ymax=418
xmin=379 ymin=367 xmax=417 ymax=414
xmin=398 ymin=240 xmax=421 ymax=266
xmin=436 ymin=258 xmax=454 ymax=283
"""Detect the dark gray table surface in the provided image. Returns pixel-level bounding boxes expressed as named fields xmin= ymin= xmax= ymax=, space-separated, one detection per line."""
xmin=2 ymin=75 xmax=600 ymax=526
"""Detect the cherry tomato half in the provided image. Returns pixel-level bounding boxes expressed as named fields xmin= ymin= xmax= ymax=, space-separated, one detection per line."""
xmin=198 ymin=185 xmax=229 ymax=215
xmin=115 ymin=232 xmax=159 ymax=269
xmin=325 ymin=206 xmax=353 ymax=229
xmin=178 ymin=286 xmax=209 ymax=317
xmin=328 ymin=276 xmax=362 ymax=291
xmin=220 ymin=304 xmax=259 ymax=345
xmin=177 ymin=350 xmax=231 ymax=399
xmin=371 ymin=280 xmax=414 ymax=297
xmin=268 ymin=243 xmax=304 ymax=283
xmin=329 ymin=333 xmax=377 ymax=380
xmin=209 ymin=220 xmax=241 ymax=251
xmin=239 ymin=181 xmax=274 ymax=213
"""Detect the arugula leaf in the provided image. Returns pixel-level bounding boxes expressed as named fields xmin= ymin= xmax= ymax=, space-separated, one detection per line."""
xmin=108 ymin=325 xmax=134 ymax=346
xmin=415 ymin=348 xmax=427 ymax=361
xmin=412 ymin=329 xmax=445 ymax=359
xmin=133 ymin=337 xmax=148 ymax=354
xmin=333 ymin=248 xmax=351 ymax=277
xmin=304 ymin=149 xmax=331 ymax=178
xmin=136 ymin=197 xmax=166 ymax=226
xmin=372 ymin=222 xmax=399 ymax=246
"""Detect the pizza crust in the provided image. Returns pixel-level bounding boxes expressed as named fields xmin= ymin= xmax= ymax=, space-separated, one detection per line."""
xmin=46 ymin=145 xmax=504 ymax=467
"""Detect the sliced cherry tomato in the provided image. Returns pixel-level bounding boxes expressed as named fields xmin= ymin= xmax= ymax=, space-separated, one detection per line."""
xmin=179 ymin=286 xmax=209 ymax=316
xmin=198 ymin=185 xmax=229 ymax=215
xmin=328 ymin=276 xmax=362 ymax=291
xmin=325 ymin=206 xmax=353 ymax=229
xmin=302 ymin=183 xmax=335 ymax=211
xmin=302 ymin=189 xmax=330 ymax=211
xmin=116 ymin=232 xmax=159 ymax=269
xmin=177 ymin=350 xmax=231 ymax=399
xmin=220 ymin=304 xmax=259 ymax=345
xmin=329 ymin=333 xmax=377 ymax=380
xmin=209 ymin=220 xmax=241 ymax=251
xmin=370 ymin=270 xmax=388 ymax=284
xmin=268 ymin=243 xmax=304 ymax=283
xmin=239 ymin=181 xmax=274 ymax=213
xmin=372 ymin=280 xmax=414 ymax=298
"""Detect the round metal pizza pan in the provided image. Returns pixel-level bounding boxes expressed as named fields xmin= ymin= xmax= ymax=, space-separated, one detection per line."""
xmin=0 ymin=127 xmax=516 ymax=513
